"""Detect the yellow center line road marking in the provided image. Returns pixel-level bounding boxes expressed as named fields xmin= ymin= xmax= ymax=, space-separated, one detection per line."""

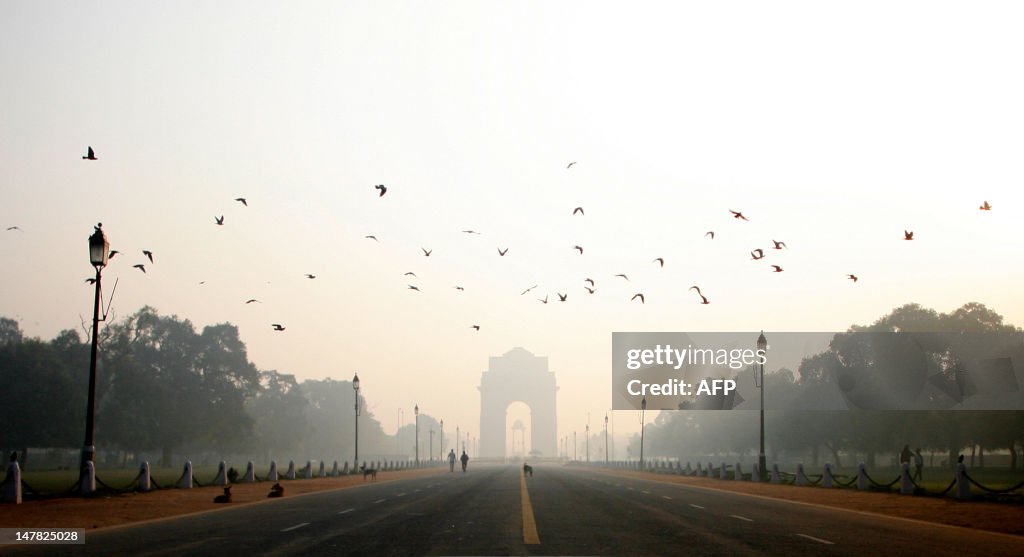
xmin=796 ymin=534 xmax=835 ymax=545
xmin=520 ymin=472 xmax=541 ymax=545
xmin=281 ymin=522 xmax=309 ymax=532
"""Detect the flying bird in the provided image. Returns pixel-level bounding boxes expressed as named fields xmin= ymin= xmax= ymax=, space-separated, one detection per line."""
xmin=705 ymin=231 xmax=715 ymax=239
xmin=143 ymin=250 xmax=154 ymax=263
xmin=305 ymin=274 xmax=316 ymax=279
xmin=404 ymin=272 xmax=417 ymax=277
xmin=584 ymin=287 xmax=595 ymax=294
xmin=729 ymin=210 xmax=749 ymax=221
xmin=573 ymin=245 xmax=584 ymax=255
xmin=245 ymin=299 xmax=261 ymax=304
xmin=471 ymin=325 xmax=480 ymax=331
xmin=770 ymin=265 xmax=784 ymax=273
xmin=82 ymin=146 xmax=97 ymax=160
xmin=566 ymin=161 xmax=577 ymax=169
xmin=497 ymin=247 xmax=508 ymax=256
xmin=215 ymin=215 xmax=224 ymax=226
xmin=572 ymin=207 xmax=584 ymax=216
xmin=584 ymin=278 xmax=595 ymax=286
xmin=847 ymin=274 xmax=859 ymax=282
xmin=615 ymin=274 xmax=629 ymax=281
xmin=539 ymin=295 xmax=548 ymax=304
xmin=365 ymin=235 xmax=378 ymax=241
xmin=408 ymin=285 xmax=421 ymax=291
xmin=653 ymin=258 xmax=664 ymax=267
xmin=904 ymin=230 xmax=914 ymax=240
xmin=557 ymin=293 xmax=567 ymax=302
xmin=375 ymin=184 xmax=387 ymax=197
xmin=689 ymin=286 xmax=709 ymax=305
xmin=462 ymin=230 xmax=481 ymax=235
xmin=108 ymin=250 xmax=119 ymax=259
xmin=751 ymin=249 xmax=765 ymax=260
xmin=271 ymin=324 xmax=285 ymax=331
xmin=772 ymin=240 xmax=787 ymax=250
xmin=454 ymin=286 xmax=465 ymax=291
xmin=521 ymin=285 xmax=537 ymax=295
xmin=979 ymin=201 xmax=992 ymax=211
xmin=422 ymin=248 xmax=432 ymax=257
xmin=631 ymin=293 xmax=645 ymax=304
xmin=235 ymin=198 xmax=247 ymax=206
xmin=133 ymin=264 xmax=146 ymax=273
xmin=5 ymin=226 xmax=21 ymax=232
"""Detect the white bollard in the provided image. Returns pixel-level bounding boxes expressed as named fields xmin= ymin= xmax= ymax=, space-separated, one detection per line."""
xmin=751 ymin=463 xmax=760 ymax=482
xmin=857 ymin=463 xmax=869 ymax=491
xmin=735 ymin=462 xmax=742 ymax=481
xmin=285 ymin=460 xmax=296 ymax=480
xmin=342 ymin=461 xmax=350 ymax=475
xmin=707 ymin=462 xmax=713 ymax=478
xmin=331 ymin=461 xmax=339 ymax=477
xmin=720 ymin=463 xmax=728 ymax=480
xmin=268 ymin=461 xmax=279 ymax=482
xmin=178 ymin=461 xmax=193 ymax=489
xmin=900 ymin=462 xmax=914 ymax=495
xmin=796 ymin=463 xmax=807 ymax=486
xmin=242 ymin=461 xmax=255 ymax=483
xmin=823 ymin=463 xmax=833 ymax=488
xmin=319 ymin=461 xmax=326 ymax=478
xmin=770 ymin=463 xmax=781 ymax=484
xmin=214 ymin=461 xmax=228 ymax=486
xmin=696 ymin=462 xmax=703 ymax=476
xmin=955 ymin=462 xmax=971 ymax=499
xmin=139 ymin=461 xmax=151 ymax=492
xmin=302 ymin=461 xmax=312 ymax=479
xmin=3 ymin=453 xmax=22 ymax=504
xmin=685 ymin=462 xmax=692 ymax=475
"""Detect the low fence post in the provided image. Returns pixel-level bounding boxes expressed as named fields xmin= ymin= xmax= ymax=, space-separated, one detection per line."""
xmin=899 ymin=462 xmax=914 ymax=495
xmin=720 ymin=463 xmax=728 ymax=480
xmin=796 ymin=463 xmax=807 ymax=486
xmin=285 ymin=460 xmax=296 ymax=480
xmin=822 ymin=463 xmax=833 ymax=488
xmin=331 ymin=461 xmax=339 ymax=477
xmin=3 ymin=452 xmax=22 ymax=503
xmin=268 ymin=461 xmax=279 ymax=482
xmin=955 ymin=462 xmax=971 ymax=499
xmin=735 ymin=462 xmax=742 ymax=480
xmin=696 ymin=462 xmax=703 ymax=476
xmin=178 ymin=461 xmax=193 ymax=489
xmin=319 ymin=460 xmax=326 ymax=478
xmin=242 ymin=461 xmax=255 ymax=483
xmin=139 ymin=461 xmax=151 ymax=492
xmin=301 ymin=461 xmax=312 ymax=479
xmin=770 ymin=463 xmax=781 ymax=484
xmin=342 ymin=461 xmax=350 ymax=475
xmin=707 ymin=462 xmax=714 ymax=478
xmin=751 ymin=463 xmax=760 ymax=482
xmin=214 ymin=461 xmax=228 ymax=486
xmin=856 ymin=463 xmax=869 ymax=491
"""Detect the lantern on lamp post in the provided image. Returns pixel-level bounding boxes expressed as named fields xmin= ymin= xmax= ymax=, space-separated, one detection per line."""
xmin=80 ymin=223 xmax=109 ymax=493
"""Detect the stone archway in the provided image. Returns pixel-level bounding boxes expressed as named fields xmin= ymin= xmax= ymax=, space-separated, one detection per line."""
xmin=479 ymin=348 xmax=558 ymax=458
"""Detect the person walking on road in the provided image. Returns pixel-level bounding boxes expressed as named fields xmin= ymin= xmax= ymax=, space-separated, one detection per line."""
xmin=460 ymin=450 xmax=469 ymax=473
xmin=448 ymin=449 xmax=456 ymax=472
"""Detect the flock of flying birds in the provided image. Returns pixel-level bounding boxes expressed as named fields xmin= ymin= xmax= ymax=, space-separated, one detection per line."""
xmin=2 ymin=146 xmax=999 ymax=335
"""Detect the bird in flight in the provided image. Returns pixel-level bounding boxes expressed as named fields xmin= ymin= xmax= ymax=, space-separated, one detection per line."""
xmin=631 ymin=293 xmax=645 ymax=304
xmin=462 ymin=230 xmax=481 ymax=235
xmin=572 ymin=207 xmax=584 ymax=216
xmin=729 ymin=210 xmax=749 ymax=221
xmin=584 ymin=278 xmax=595 ymax=286
xmin=5 ymin=226 xmax=21 ymax=232
xmin=689 ymin=286 xmax=710 ymax=305
xmin=847 ymin=274 xmax=859 ymax=282
xmin=615 ymin=274 xmax=629 ymax=281
xmin=215 ymin=215 xmax=224 ymax=226
xmin=235 ymin=198 xmax=247 ymax=206
xmin=404 ymin=272 xmax=417 ymax=277
xmin=108 ymin=250 xmax=119 ymax=259
xmin=133 ymin=264 xmax=146 ymax=273
xmin=653 ymin=257 xmax=664 ymax=267
xmin=471 ymin=325 xmax=480 ymax=331
xmin=521 ymin=285 xmax=538 ymax=295
xmin=454 ymin=286 xmax=465 ymax=291
xmin=705 ymin=231 xmax=715 ymax=239
xmin=539 ymin=295 xmax=549 ymax=304
xmin=904 ymin=230 xmax=914 ymax=240
xmin=979 ymin=201 xmax=992 ymax=211
xmin=82 ymin=146 xmax=97 ymax=160
xmin=751 ymin=249 xmax=765 ymax=260
xmin=557 ymin=293 xmax=568 ymax=302
xmin=365 ymin=235 xmax=378 ymax=241
xmin=584 ymin=287 xmax=595 ymax=294
xmin=772 ymin=240 xmax=786 ymax=250
xmin=422 ymin=248 xmax=432 ymax=257
xmin=143 ymin=250 xmax=154 ymax=263
xmin=567 ymin=161 xmax=577 ymax=169
xmin=375 ymin=184 xmax=387 ymax=197
xmin=245 ymin=299 xmax=260 ymax=304
xmin=497 ymin=247 xmax=509 ymax=256
xmin=408 ymin=285 xmax=421 ymax=292
xmin=770 ymin=265 xmax=784 ymax=273
xmin=573 ymin=245 xmax=584 ymax=255
xmin=305 ymin=274 xmax=316 ymax=279
xmin=271 ymin=324 xmax=285 ymax=331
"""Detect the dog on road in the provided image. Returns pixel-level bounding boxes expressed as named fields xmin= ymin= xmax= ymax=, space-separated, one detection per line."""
xmin=523 ymin=463 xmax=533 ymax=477
xmin=214 ymin=486 xmax=232 ymax=503
xmin=267 ymin=483 xmax=285 ymax=498
xmin=360 ymin=464 xmax=378 ymax=481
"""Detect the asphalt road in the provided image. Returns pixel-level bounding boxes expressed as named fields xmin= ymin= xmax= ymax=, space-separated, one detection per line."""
xmin=3 ymin=464 xmax=1021 ymax=556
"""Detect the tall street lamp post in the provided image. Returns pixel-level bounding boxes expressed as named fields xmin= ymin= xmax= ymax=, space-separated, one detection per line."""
xmin=81 ymin=223 xmax=109 ymax=493
xmin=439 ymin=419 xmax=444 ymax=459
xmin=604 ymin=414 xmax=609 ymax=465
xmin=414 ymin=404 xmax=419 ymax=466
xmin=639 ymin=396 xmax=647 ymax=469
xmin=757 ymin=331 xmax=768 ymax=481
xmin=353 ymin=373 xmax=360 ymax=466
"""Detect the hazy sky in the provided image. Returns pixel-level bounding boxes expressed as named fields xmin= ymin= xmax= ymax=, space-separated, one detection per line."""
xmin=2 ymin=1 xmax=1022 ymax=454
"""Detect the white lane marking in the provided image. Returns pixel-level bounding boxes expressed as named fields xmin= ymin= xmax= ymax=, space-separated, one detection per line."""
xmin=626 ymin=487 xmax=634 ymax=491
xmin=337 ymin=508 xmax=355 ymax=515
xmin=661 ymin=496 xmax=672 ymax=500
xmin=372 ymin=498 xmax=386 ymax=504
xmin=281 ymin=522 xmax=309 ymax=532
xmin=641 ymin=490 xmax=651 ymax=494
xmin=796 ymin=534 xmax=835 ymax=545
xmin=730 ymin=515 xmax=754 ymax=522
xmin=397 ymin=493 xmax=406 ymax=497
xmin=689 ymin=504 xmax=705 ymax=509
xmin=414 ymin=489 xmax=421 ymax=493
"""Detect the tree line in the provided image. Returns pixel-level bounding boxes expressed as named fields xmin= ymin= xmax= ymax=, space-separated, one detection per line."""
xmin=627 ymin=303 xmax=1024 ymax=469
xmin=0 ymin=307 xmax=435 ymax=468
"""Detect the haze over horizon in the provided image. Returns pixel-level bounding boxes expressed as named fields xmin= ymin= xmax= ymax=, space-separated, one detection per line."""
xmin=2 ymin=1 xmax=1022 ymax=449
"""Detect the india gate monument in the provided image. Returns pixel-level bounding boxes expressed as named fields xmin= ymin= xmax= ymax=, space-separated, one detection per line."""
xmin=479 ymin=347 xmax=558 ymax=458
